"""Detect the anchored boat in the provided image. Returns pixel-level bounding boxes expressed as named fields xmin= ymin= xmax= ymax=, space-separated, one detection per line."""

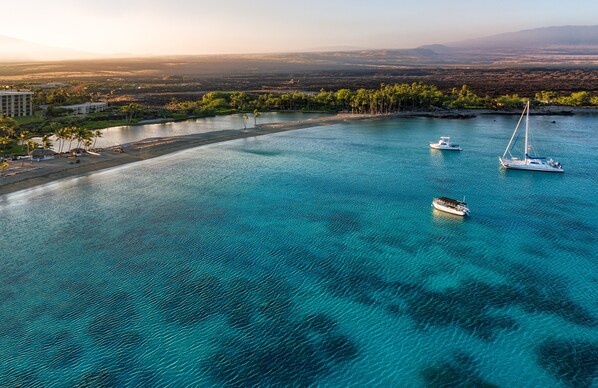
xmin=432 ymin=197 xmax=470 ymax=216
xmin=499 ymin=101 xmax=564 ymax=173
xmin=430 ymin=136 xmax=462 ymax=151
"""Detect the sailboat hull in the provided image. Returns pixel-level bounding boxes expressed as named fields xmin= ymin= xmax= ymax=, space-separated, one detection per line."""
xmin=499 ymin=157 xmax=564 ymax=173
xmin=499 ymin=101 xmax=564 ymax=173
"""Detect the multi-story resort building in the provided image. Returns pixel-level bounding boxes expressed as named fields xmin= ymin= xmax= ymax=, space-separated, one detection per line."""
xmin=0 ymin=90 xmax=34 ymax=117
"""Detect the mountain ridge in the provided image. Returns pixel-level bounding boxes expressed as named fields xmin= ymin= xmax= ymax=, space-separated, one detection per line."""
xmin=439 ymin=25 xmax=598 ymax=51
xmin=1 ymin=25 xmax=597 ymax=64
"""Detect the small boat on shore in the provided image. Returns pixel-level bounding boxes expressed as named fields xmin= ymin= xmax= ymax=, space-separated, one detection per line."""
xmin=430 ymin=136 xmax=462 ymax=151
xmin=432 ymin=197 xmax=470 ymax=216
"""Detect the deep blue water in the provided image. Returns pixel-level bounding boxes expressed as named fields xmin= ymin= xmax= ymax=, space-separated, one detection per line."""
xmin=1 ymin=114 xmax=597 ymax=387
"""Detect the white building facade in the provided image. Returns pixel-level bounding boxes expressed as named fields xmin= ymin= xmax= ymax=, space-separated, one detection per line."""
xmin=58 ymin=102 xmax=108 ymax=115
xmin=0 ymin=90 xmax=34 ymax=117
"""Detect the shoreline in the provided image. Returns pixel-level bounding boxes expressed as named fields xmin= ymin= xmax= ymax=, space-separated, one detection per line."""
xmin=0 ymin=113 xmax=364 ymax=196
xmin=82 ymin=106 xmax=598 ymax=131
xmin=1 ymin=108 xmax=596 ymax=197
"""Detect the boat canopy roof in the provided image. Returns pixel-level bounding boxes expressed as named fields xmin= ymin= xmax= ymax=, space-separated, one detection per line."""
xmin=435 ymin=197 xmax=466 ymax=206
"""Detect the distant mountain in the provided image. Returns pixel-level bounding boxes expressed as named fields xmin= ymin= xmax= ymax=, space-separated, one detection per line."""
xmin=444 ymin=25 xmax=598 ymax=50
xmin=2 ymin=25 xmax=597 ymax=69
xmin=0 ymin=35 xmax=96 ymax=61
xmin=416 ymin=44 xmax=455 ymax=54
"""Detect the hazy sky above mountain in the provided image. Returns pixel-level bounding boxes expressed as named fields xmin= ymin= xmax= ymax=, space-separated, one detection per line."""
xmin=2 ymin=0 xmax=596 ymax=56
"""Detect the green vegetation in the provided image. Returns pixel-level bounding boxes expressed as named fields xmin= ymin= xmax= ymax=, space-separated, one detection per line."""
xmin=0 ymin=115 xmax=21 ymax=156
xmin=2 ymin=81 xmax=597 ymax=157
xmin=1 ymin=114 xmax=101 ymax=157
xmin=164 ymin=85 xmax=598 ymax=116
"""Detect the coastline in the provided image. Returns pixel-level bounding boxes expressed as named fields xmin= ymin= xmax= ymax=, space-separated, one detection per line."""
xmin=0 ymin=113 xmax=365 ymax=197
xmin=1 ymin=108 xmax=597 ymax=197
xmin=75 ymin=106 xmax=598 ymax=131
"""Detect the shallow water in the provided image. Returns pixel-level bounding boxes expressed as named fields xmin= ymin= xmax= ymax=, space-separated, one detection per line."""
xmin=94 ymin=111 xmax=325 ymax=148
xmin=1 ymin=114 xmax=597 ymax=386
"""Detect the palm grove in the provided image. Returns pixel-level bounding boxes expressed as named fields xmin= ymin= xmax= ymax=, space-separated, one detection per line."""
xmin=1 ymin=115 xmax=101 ymax=157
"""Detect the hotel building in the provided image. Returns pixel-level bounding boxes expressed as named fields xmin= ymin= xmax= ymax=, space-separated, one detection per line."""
xmin=0 ymin=90 xmax=34 ymax=117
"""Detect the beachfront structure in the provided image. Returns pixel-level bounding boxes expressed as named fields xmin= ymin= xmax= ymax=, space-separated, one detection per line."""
xmin=0 ymin=90 xmax=34 ymax=117
xmin=58 ymin=102 xmax=108 ymax=115
xmin=30 ymin=149 xmax=57 ymax=161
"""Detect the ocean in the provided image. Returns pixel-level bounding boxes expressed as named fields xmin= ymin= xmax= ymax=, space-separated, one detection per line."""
xmin=1 ymin=114 xmax=597 ymax=386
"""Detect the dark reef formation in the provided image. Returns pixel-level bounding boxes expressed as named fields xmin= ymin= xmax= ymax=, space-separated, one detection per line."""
xmin=538 ymin=340 xmax=598 ymax=387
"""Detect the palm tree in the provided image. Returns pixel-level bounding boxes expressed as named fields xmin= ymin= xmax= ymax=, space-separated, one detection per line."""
xmin=4 ymin=127 xmax=15 ymax=139
xmin=242 ymin=114 xmax=249 ymax=131
xmin=1 ymin=160 xmax=9 ymax=177
xmin=26 ymin=139 xmax=38 ymax=155
xmin=54 ymin=127 xmax=68 ymax=155
xmin=0 ymin=115 xmax=18 ymax=138
xmin=74 ymin=128 xmax=93 ymax=149
xmin=65 ymin=126 xmax=77 ymax=152
xmin=19 ymin=131 xmax=32 ymax=154
xmin=92 ymin=130 xmax=102 ymax=149
xmin=0 ymin=136 xmax=11 ymax=155
xmin=120 ymin=103 xmax=143 ymax=123
xmin=41 ymin=134 xmax=53 ymax=150
xmin=253 ymin=109 xmax=261 ymax=127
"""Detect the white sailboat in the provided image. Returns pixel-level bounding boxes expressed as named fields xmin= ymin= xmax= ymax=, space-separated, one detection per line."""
xmin=499 ymin=101 xmax=564 ymax=173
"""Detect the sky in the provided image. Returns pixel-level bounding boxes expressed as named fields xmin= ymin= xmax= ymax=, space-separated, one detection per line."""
xmin=1 ymin=0 xmax=597 ymax=56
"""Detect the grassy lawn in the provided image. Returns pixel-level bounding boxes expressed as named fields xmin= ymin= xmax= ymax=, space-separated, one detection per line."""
xmin=80 ymin=119 xmax=132 ymax=129
xmin=14 ymin=111 xmax=45 ymax=126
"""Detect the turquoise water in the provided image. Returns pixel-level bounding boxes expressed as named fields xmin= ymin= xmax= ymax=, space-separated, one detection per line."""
xmin=95 ymin=112 xmax=325 ymax=148
xmin=1 ymin=114 xmax=597 ymax=387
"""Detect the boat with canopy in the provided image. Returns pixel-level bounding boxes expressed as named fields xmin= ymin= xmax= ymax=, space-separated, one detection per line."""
xmin=432 ymin=197 xmax=470 ymax=216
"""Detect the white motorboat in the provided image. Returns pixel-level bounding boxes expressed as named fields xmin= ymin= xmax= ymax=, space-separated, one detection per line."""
xmin=499 ymin=101 xmax=564 ymax=173
xmin=432 ymin=197 xmax=470 ymax=216
xmin=430 ymin=136 xmax=462 ymax=151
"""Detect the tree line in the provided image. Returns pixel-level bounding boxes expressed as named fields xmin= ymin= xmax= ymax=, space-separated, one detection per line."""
xmin=165 ymin=85 xmax=598 ymax=116
xmin=3 ymin=82 xmax=597 ymax=156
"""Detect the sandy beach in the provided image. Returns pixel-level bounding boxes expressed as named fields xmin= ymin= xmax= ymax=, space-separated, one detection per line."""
xmin=1 ymin=108 xmax=596 ymax=197
xmin=0 ymin=113 xmax=373 ymax=196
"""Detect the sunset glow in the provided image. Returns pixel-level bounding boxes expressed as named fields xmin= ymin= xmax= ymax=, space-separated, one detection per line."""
xmin=1 ymin=0 xmax=597 ymax=57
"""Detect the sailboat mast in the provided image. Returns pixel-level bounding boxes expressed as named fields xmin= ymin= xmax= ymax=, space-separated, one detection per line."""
xmin=524 ymin=100 xmax=529 ymax=161
xmin=502 ymin=103 xmax=527 ymax=158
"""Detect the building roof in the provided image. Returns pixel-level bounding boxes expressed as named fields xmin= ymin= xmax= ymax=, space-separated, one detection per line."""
xmin=0 ymin=90 xmax=34 ymax=96
xmin=30 ymin=149 xmax=57 ymax=157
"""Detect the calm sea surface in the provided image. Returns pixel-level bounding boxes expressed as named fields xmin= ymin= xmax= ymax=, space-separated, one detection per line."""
xmin=1 ymin=114 xmax=597 ymax=387
xmin=95 ymin=112 xmax=324 ymax=148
